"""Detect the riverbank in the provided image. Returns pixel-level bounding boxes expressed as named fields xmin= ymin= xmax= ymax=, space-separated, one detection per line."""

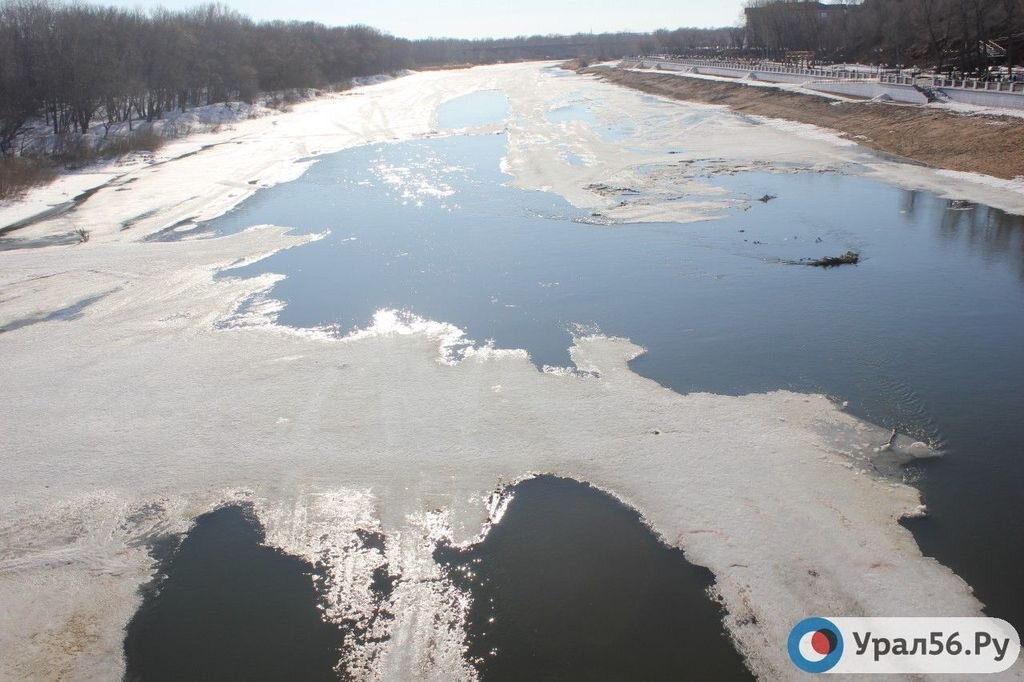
xmin=583 ymin=64 xmax=1024 ymax=181
xmin=0 ymin=73 xmax=417 ymax=222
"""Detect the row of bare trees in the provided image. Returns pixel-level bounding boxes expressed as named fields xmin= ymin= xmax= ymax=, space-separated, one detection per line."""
xmin=743 ymin=0 xmax=1024 ymax=71
xmin=0 ymin=1 xmax=413 ymax=155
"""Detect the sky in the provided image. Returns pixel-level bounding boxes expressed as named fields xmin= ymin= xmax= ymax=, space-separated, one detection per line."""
xmin=102 ymin=0 xmax=746 ymax=39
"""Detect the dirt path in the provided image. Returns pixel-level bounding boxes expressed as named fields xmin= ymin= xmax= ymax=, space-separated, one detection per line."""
xmin=585 ymin=65 xmax=1024 ymax=180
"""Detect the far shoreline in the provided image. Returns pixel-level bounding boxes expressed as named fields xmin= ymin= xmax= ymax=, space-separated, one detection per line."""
xmin=578 ymin=62 xmax=1024 ymax=182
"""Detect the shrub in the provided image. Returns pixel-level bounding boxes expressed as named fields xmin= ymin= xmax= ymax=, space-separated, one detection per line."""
xmin=99 ymin=127 xmax=164 ymax=159
xmin=50 ymin=126 xmax=165 ymax=169
xmin=55 ymin=137 xmax=98 ymax=167
xmin=0 ymin=156 xmax=57 ymax=200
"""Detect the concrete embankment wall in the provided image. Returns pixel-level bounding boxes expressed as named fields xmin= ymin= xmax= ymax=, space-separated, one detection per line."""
xmin=807 ymin=80 xmax=1024 ymax=108
xmin=640 ymin=60 xmax=926 ymax=102
xmin=803 ymin=80 xmax=927 ymax=104
xmin=703 ymin=67 xmax=811 ymax=85
xmin=940 ymin=88 xmax=1024 ymax=108
xmin=637 ymin=60 xmax=814 ymax=84
xmin=629 ymin=59 xmax=1024 ymax=110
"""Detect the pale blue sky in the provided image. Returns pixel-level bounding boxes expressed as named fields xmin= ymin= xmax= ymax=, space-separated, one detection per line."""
xmin=106 ymin=0 xmax=746 ymax=38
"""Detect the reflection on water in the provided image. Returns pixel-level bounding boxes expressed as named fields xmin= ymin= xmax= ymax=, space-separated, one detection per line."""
xmin=934 ymin=197 xmax=1024 ymax=279
xmin=896 ymin=186 xmax=1024 ymax=277
xmin=202 ymin=132 xmax=1024 ymax=636
xmin=436 ymin=476 xmax=753 ymax=681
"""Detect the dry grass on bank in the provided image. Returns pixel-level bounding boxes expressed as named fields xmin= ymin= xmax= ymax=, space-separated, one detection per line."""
xmin=2 ymin=127 xmax=166 ymax=199
xmin=56 ymin=128 xmax=166 ymax=168
xmin=0 ymin=157 xmax=57 ymax=200
xmin=559 ymin=58 xmax=590 ymax=71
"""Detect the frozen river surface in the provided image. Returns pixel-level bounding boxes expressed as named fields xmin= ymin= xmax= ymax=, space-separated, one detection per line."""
xmin=1 ymin=64 xmax=1023 ymax=681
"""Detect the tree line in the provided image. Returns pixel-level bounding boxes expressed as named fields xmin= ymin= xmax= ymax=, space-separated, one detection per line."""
xmin=0 ymin=2 xmax=414 ymax=155
xmin=5 ymin=0 xmax=1022 ymax=161
xmin=742 ymin=0 xmax=1024 ymax=72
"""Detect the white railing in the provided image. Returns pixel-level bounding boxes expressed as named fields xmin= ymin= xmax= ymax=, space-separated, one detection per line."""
xmin=881 ymin=73 xmax=1024 ymax=94
xmin=633 ymin=56 xmax=880 ymax=81
xmin=630 ymin=56 xmax=1024 ymax=95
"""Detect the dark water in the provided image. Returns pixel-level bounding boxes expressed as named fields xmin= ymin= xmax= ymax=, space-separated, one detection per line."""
xmin=125 ymin=484 xmax=751 ymax=680
xmin=124 ymin=505 xmax=344 ymax=682
xmin=201 ymin=131 xmax=1024 ymax=632
xmin=436 ymin=476 xmax=753 ymax=681
xmin=136 ymin=91 xmax=1024 ymax=676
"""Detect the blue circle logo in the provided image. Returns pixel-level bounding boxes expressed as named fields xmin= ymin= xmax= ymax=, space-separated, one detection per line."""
xmin=788 ymin=617 xmax=844 ymax=673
